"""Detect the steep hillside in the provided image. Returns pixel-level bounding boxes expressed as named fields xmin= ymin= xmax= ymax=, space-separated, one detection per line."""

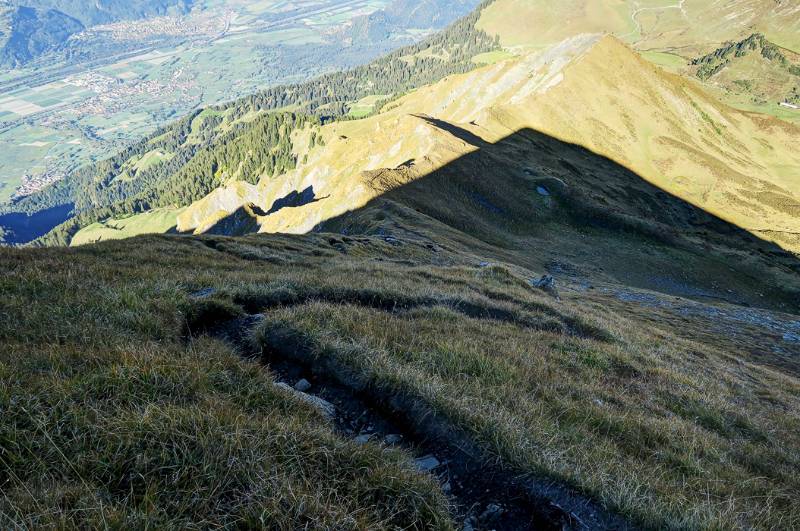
xmin=173 ymin=34 xmax=800 ymax=256
xmin=18 ymin=0 xmax=193 ymax=26
xmin=3 ymin=4 xmax=498 ymax=245
xmin=0 ymin=5 xmax=83 ymax=68
xmin=9 ymin=0 xmax=800 ymax=246
xmin=343 ymin=0 xmax=478 ymax=44
xmin=476 ymin=0 xmax=800 ymax=53
xmin=690 ymin=33 xmax=800 ymax=115
xmin=475 ymin=0 xmax=800 ymax=120
xmin=3 ymin=1 xmax=800 ymax=529
xmin=3 ymin=195 xmax=800 ymax=528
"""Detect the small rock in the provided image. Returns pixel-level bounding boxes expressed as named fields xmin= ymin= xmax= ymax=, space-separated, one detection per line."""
xmin=783 ymin=332 xmax=800 ymax=342
xmin=531 ymin=274 xmax=560 ymax=300
xmin=536 ymin=185 xmax=551 ymax=196
xmin=384 ymin=434 xmax=403 ymax=445
xmin=593 ymin=398 xmax=604 ymax=407
xmin=441 ymin=481 xmax=451 ymax=493
xmin=294 ymin=378 xmax=312 ymax=392
xmin=478 ymin=261 xmax=492 ymax=268
xmin=190 ymin=287 xmax=216 ymax=299
xmin=274 ymin=382 xmax=335 ymax=419
xmin=414 ymin=455 xmax=441 ymax=472
xmin=354 ymin=434 xmax=372 ymax=445
xmin=479 ymin=503 xmax=504 ymax=522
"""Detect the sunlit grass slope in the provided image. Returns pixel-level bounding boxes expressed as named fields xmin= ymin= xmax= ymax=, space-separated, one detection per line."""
xmin=477 ymin=0 xmax=800 ymax=53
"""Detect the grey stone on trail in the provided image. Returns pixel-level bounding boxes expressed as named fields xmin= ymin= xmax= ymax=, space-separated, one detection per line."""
xmin=354 ymin=434 xmax=372 ymax=445
xmin=384 ymin=434 xmax=403 ymax=445
xmin=480 ymin=503 xmax=504 ymax=522
xmin=531 ymin=274 xmax=560 ymax=300
xmin=274 ymin=382 xmax=335 ymax=419
xmin=414 ymin=454 xmax=441 ymax=472
xmin=190 ymin=287 xmax=216 ymax=299
xmin=294 ymin=378 xmax=312 ymax=392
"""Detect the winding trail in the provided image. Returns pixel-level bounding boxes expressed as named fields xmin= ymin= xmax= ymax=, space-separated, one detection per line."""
xmin=621 ymin=0 xmax=688 ymax=41
xmin=186 ymin=288 xmax=636 ymax=531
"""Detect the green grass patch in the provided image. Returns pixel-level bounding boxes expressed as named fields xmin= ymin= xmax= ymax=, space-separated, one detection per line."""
xmin=471 ymin=50 xmax=514 ymax=65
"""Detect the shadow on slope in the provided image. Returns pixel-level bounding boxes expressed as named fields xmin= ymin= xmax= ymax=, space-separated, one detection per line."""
xmin=313 ymin=125 xmax=800 ymax=313
xmin=0 ymin=203 xmax=73 ymax=245
xmin=267 ymin=185 xmax=328 ymax=216
xmin=204 ymin=186 xmax=329 ymax=236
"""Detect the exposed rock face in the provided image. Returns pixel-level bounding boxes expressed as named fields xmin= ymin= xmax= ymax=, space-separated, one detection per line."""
xmin=531 ymin=275 xmax=560 ymax=300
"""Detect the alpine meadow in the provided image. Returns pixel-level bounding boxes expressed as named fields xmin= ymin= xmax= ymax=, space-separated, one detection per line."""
xmin=1 ymin=1 xmax=800 ymax=530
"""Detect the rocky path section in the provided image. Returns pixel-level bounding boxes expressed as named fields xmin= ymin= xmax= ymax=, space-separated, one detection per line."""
xmin=193 ymin=300 xmax=633 ymax=531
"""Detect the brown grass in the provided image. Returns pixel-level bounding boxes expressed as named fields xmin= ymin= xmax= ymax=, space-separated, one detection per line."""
xmin=1 ymin=231 xmax=799 ymax=529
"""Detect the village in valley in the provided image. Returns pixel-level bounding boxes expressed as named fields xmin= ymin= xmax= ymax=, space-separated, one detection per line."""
xmin=0 ymin=0 xmax=395 ymax=204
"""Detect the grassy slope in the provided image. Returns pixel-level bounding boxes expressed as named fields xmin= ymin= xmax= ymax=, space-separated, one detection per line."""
xmin=476 ymin=0 xmax=800 ymax=120
xmin=687 ymin=36 xmax=800 ymax=123
xmin=2 ymin=215 xmax=799 ymax=528
xmin=177 ymin=35 xmax=800 ymax=256
xmin=489 ymin=37 xmax=800 ymax=251
xmin=3 ymin=2 xmax=800 ymax=527
xmin=0 ymin=236 xmax=452 ymax=529
xmin=70 ymin=207 xmax=185 ymax=246
xmin=476 ymin=0 xmax=800 ymax=52
xmin=475 ymin=0 xmax=633 ymax=49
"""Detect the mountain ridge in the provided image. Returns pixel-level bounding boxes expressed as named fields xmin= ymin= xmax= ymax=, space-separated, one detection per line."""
xmin=2 ymin=1 xmax=800 ymax=528
xmin=169 ymin=33 xmax=800 ymax=255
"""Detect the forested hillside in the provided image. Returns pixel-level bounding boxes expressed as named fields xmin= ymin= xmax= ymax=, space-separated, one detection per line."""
xmin=344 ymin=0 xmax=477 ymax=44
xmin=693 ymin=33 xmax=798 ymax=80
xmin=0 ymin=5 xmax=83 ymax=67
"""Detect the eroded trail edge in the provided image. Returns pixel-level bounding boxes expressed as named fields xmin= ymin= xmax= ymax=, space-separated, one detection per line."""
xmin=198 ymin=308 xmax=632 ymax=531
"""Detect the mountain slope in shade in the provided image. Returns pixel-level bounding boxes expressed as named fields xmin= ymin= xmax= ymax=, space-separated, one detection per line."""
xmin=174 ymin=34 xmax=800 ymax=253
xmin=0 ymin=5 xmax=83 ymax=67
xmin=0 ymin=0 xmax=193 ymax=67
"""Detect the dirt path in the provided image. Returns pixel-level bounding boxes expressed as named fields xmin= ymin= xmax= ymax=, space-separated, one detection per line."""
xmin=201 ymin=308 xmax=633 ymax=531
xmin=622 ymin=0 xmax=688 ymax=41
